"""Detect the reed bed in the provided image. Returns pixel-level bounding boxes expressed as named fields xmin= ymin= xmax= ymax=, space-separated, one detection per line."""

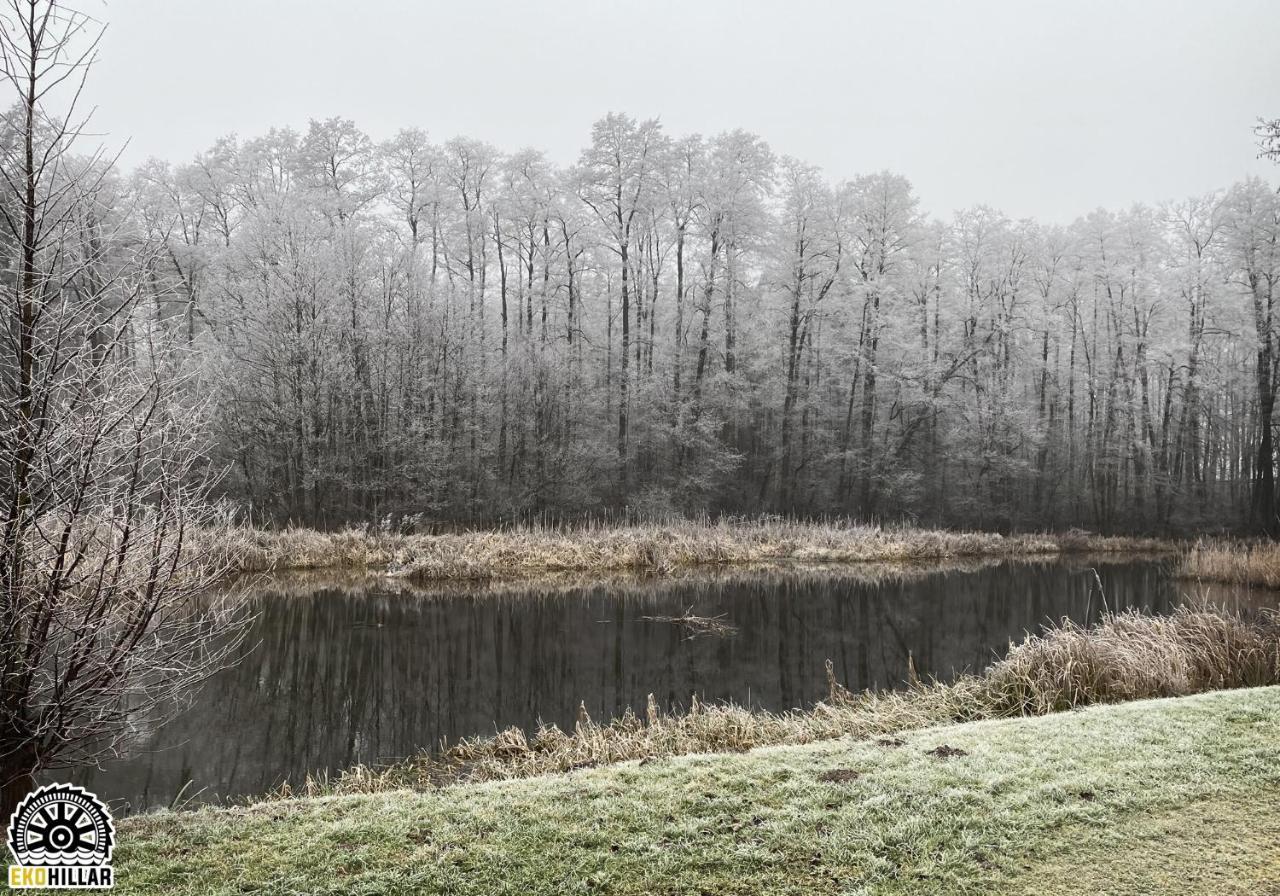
xmin=197 ymin=519 xmax=1175 ymax=582
xmin=1180 ymin=539 xmax=1280 ymax=589
xmin=239 ymin=556 xmax=1074 ymax=609
xmin=271 ymin=604 xmax=1278 ymax=799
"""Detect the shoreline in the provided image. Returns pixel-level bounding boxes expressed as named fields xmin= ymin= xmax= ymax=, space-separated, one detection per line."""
xmin=198 ymin=519 xmax=1181 ymax=582
xmin=245 ymin=604 xmax=1278 ymax=800
xmin=233 ymin=550 xmax=1179 ymax=600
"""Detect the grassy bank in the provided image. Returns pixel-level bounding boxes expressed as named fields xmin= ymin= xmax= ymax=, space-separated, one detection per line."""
xmin=201 ymin=519 xmax=1175 ymax=581
xmin=116 ymin=687 xmax=1280 ymax=895
xmin=1181 ymin=540 xmax=1280 ymax=590
xmin=269 ymin=605 xmax=1277 ymax=795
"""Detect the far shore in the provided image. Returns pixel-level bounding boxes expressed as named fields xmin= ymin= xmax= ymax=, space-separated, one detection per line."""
xmin=237 ymin=550 xmax=1187 ymax=602
xmin=197 ymin=519 xmax=1183 ymax=583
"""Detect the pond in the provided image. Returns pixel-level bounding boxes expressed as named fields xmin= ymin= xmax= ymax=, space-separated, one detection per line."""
xmin=70 ymin=556 xmax=1258 ymax=813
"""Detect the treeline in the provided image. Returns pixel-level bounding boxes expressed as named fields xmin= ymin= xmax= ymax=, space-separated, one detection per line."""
xmin=26 ymin=114 xmax=1280 ymax=533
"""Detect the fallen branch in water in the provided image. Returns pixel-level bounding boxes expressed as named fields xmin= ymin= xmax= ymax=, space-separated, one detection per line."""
xmin=640 ymin=607 xmax=738 ymax=639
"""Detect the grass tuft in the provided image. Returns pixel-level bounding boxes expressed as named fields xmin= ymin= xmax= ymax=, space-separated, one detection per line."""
xmin=983 ymin=604 xmax=1280 ymax=713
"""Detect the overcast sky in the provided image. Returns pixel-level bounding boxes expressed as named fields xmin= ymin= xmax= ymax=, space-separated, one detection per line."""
xmin=90 ymin=0 xmax=1278 ymax=223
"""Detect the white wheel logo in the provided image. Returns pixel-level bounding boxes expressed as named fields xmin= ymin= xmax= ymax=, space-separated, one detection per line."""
xmin=7 ymin=784 xmax=115 ymax=889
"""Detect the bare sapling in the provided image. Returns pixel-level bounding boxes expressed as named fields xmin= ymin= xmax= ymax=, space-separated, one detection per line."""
xmin=0 ymin=0 xmax=244 ymax=824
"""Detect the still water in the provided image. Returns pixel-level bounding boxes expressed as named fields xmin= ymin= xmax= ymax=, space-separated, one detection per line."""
xmin=73 ymin=556 xmax=1235 ymax=812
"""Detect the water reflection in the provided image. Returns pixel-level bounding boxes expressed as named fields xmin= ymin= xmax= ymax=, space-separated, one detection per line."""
xmin=73 ymin=556 xmax=1247 ymax=812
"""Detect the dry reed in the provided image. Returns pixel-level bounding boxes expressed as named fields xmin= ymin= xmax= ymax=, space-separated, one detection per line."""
xmin=1180 ymin=539 xmax=1280 ymax=590
xmin=197 ymin=519 xmax=1176 ymax=583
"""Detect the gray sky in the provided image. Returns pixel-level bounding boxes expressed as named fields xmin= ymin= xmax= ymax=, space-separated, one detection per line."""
xmin=92 ymin=0 xmax=1278 ymax=223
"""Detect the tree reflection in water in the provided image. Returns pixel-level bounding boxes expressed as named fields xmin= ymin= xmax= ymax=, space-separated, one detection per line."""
xmin=76 ymin=557 xmax=1214 ymax=812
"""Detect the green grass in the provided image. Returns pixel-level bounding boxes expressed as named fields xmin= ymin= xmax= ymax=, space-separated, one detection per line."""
xmin=114 ymin=687 xmax=1280 ymax=895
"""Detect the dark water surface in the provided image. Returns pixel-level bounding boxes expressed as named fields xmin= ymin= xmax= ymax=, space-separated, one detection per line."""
xmin=70 ymin=556 xmax=1246 ymax=812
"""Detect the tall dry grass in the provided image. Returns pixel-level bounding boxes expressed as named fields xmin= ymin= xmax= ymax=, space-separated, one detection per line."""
xmin=1180 ymin=540 xmax=1280 ymax=590
xmin=246 ymin=557 xmax=1017 ymax=600
xmin=271 ymin=605 xmax=1278 ymax=799
xmin=981 ymin=606 xmax=1279 ymax=713
xmin=197 ymin=519 xmax=1176 ymax=582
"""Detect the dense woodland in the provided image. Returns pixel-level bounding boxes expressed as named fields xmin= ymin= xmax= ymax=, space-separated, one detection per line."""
xmin=13 ymin=114 xmax=1280 ymax=533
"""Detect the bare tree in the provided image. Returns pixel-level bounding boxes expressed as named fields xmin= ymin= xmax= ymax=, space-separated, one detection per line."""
xmin=0 ymin=0 xmax=241 ymax=823
xmin=577 ymin=114 xmax=664 ymax=489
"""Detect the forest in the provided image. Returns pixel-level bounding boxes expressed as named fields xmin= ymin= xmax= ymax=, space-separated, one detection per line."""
xmin=31 ymin=114 xmax=1280 ymax=534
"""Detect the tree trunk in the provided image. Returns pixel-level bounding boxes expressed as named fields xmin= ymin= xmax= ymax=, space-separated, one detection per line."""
xmin=1253 ymin=351 xmax=1276 ymax=533
xmin=618 ymin=240 xmax=630 ymax=486
xmin=1251 ymin=269 xmax=1277 ymax=534
xmin=672 ymin=224 xmax=685 ymax=397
